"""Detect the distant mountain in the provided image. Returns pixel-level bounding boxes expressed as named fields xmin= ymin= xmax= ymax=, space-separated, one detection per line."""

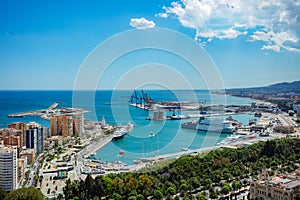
xmin=267 ymin=81 xmax=300 ymax=90
xmin=226 ymin=81 xmax=300 ymax=93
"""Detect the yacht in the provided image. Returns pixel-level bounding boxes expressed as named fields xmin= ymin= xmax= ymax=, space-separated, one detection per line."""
xmin=101 ymin=116 xmax=107 ymax=129
xmin=181 ymin=116 xmax=236 ymax=133
xmin=112 ymin=121 xmax=134 ymax=141
xmin=112 ymin=128 xmax=125 ymax=140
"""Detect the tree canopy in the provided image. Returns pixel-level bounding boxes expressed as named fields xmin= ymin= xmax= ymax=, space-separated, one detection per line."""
xmin=63 ymin=138 xmax=300 ymax=199
xmin=4 ymin=187 xmax=45 ymax=200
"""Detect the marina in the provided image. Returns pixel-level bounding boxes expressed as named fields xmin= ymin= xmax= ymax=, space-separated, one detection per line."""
xmin=80 ymin=132 xmax=272 ymax=175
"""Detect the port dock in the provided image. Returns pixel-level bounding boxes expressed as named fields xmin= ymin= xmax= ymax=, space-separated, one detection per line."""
xmin=8 ymin=102 xmax=89 ymax=120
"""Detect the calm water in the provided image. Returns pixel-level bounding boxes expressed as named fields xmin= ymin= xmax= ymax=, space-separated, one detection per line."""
xmin=0 ymin=90 xmax=255 ymax=164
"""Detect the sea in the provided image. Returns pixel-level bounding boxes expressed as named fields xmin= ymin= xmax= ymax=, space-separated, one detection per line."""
xmin=0 ymin=90 xmax=256 ymax=164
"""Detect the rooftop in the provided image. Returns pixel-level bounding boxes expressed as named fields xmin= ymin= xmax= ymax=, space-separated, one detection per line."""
xmin=255 ymin=168 xmax=300 ymax=190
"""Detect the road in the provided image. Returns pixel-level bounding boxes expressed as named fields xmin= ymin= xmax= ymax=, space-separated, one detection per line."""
xmin=24 ymin=155 xmax=42 ymax=187
xmin=277 ymin=114 xmax=296 ymax=127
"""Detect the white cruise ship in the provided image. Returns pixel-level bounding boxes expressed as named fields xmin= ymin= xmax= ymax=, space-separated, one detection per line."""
xmin=112 ymin=121 xmax=134 ymax=141
xmin=181 ymin=116 xmax=236 ymax=133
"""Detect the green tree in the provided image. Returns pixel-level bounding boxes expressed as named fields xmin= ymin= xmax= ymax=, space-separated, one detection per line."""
xmin=4 ymin=187 xmax=45 ymax=200
xmin=0 ymin=187 xmax=7 ymax=200
xmin=84 ymin=174 xmax=95 ymax=199
xmin=167 ymin=186 xmax=176 ymax=195
xmin=209 ymin=188 xmax=218 ymax=199
xmin=136 ymin=194 xmax=144 ymax=200
xmin=221 ymin=183 xmax=231 ymax=196
xmin=196 ymin=193 xmax=208 ymax=200
xmin=111 ymin=192 xmax=122 ymax=200
xmin=63 ymin=178 xmax=72 ymax=199
xmin=57 ymin=193 xmax=64 ymax=200
xmin=295 ymin=193 xmax=300 ymax=200
xmin=191 ymin=177 xmax=200 ymax=188
xmin=154 ymin=190 xmax=163 ymax=200
xmin=232 ymin=180 xmax=242 ymax=192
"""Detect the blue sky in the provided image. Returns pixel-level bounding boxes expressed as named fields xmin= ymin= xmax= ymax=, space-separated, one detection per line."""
xmin=0 ymin=0 xmax=299 ymax=90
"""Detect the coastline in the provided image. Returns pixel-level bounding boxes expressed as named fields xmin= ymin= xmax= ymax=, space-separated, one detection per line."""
xmin=83 ymin=132 xmax=113 ymax=156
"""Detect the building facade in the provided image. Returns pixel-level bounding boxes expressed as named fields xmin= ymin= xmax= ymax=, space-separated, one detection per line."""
xmin=3 ymin=135 xmax=21 ymax=148
xmin=50 ymin=114 xmax=84 ymax=137
xmin=19 ymin=149 xmax=35 ymax=164
xmin=26 ymin=122 xmax=44 ymax=154
xmin=72 ymin=114 xmax=84 ymax=135
xmin=8 ymin=122 xmax=26 ymax=147
xmin=0 ymin=147 xmax=17 ymax=191
xmin=250 ymin=168 xmax=300 ymax=200
xmin=50 ymin=115 xmax=73 ymax=137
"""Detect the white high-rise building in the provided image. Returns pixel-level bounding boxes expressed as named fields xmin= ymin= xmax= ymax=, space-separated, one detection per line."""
xmin=0 ymin=147 xmax=17 ymax=191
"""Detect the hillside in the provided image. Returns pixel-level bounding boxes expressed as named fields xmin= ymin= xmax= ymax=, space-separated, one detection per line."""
xmin=63 ymin=138 xmax=300 ymax=200
xmin=226 ymin=80 xmax=300 ymax=93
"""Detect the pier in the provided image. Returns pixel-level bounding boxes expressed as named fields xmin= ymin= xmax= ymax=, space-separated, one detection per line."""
xmin=129 ymin=90 xmax=253 ymax=121
xmin=139 ymin=146 xmax=220 ymax=162
xmin=8 ymin=112 xmax=31 ymax=118
xmin=137 ymin=136 xmax=270 ymax=164
xmin=7 ymin=102 xmax=88 ymax=120
xmin=47 ymin=102 xmax=62 ymax=110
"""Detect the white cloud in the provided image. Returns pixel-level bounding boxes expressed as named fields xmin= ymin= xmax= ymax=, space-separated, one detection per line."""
xmin=159 ymin=0 xmax=300 ymax=53
xmin=261 ymin=45 xmax=280 ymax=52
xmin=155 ymin=13 xmax=168 ymax=19
xmin=129 ymin=18 xmax=156 ymax=29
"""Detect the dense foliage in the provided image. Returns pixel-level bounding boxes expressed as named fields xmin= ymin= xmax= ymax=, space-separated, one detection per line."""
xmin=4 ymin=187 xmax=45 ymax=200
xmin=64 ymin=138 xmax=300 ymax=199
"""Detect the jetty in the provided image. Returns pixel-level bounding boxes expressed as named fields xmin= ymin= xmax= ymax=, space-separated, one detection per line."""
xmin=139 ymin=146 xmax=219 ymax=162
xmin=137 ymin=136 xmax=270 ymax=164
xmin=8 ymin=112 xmax=30 ymax=118
xmin=8 ymin=102 xmax=88 ymax=119
xmin=47 ymin=102 xmax=62 ymax=110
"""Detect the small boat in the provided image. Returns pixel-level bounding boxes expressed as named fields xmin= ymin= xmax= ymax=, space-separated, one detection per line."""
xmin=133 ymin=159 xmax=141 ymax=164
xmin=115 ymin=160 xmax=123 ymax=164
xmin=171 ymin=115 xmax=188 ymax=120
xmin=181 ymin=148 xmax=189 ymax=151
xmin=254 ymin=112 xmax=262 ymax=117
xmin=249 ymin=118 xmax=257 ymax=125
xmin=90 ymin=152 xmax=96 ymax=156
xmin=149 ymin=131 xmax=155 ymax=137
xmin=119 ymin=150 xmax=125 ymax=156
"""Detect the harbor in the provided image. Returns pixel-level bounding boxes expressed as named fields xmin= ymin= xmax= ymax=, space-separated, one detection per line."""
xmin=94 ymin=92 xmax=298 ymax=166
xmin=2 ymin=91 xmax=298 ymax=173
xmin=75 ymin=128 xmax=278 ymax=175
xmin=1 ymin=89 xmax=299 ymax=199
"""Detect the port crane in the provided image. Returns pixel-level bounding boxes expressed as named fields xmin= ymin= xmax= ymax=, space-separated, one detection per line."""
xmin=129 ymin=89 xmax=155 ymax=109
